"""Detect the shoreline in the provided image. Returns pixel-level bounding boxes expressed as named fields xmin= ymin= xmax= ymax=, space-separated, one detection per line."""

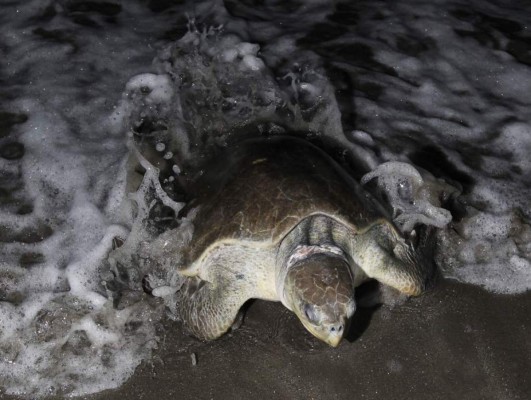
xmin=2 ymin=280 xmax=529 ymax=400
xmin=90 ymin=280 xmax=530 ymax=400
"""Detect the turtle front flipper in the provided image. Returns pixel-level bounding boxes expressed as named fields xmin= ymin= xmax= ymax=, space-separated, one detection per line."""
xmin=350 ymin=222 xmax=428 ymax=296
xmin=176 ymin=274 xmax=252 ymax=341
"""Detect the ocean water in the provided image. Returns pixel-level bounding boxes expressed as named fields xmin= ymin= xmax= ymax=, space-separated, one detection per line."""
xmin=0 ymin=0 xmax=530 ymax=397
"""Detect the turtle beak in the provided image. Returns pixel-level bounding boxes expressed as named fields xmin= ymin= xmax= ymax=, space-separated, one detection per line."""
xmin=326 ymin=330 xmax=343 ymax=348
xmin=325 ymin=320 xmax=347 ymax=347
xmin=299 ymin=318 xmax=346 ymax=347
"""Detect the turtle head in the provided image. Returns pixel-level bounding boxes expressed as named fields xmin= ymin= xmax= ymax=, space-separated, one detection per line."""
xmin=284 ymin=253 xmax=356 ymax=347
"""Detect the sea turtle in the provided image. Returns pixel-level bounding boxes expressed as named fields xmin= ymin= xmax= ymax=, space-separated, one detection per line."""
xmin=172 ymin=136 xmax=430 ymax=347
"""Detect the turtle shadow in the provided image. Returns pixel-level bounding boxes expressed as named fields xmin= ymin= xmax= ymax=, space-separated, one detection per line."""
xmin=345 ymin=304 xmax=380 ymax=343
xmin=345 ymin=280 xmax=382 ymax=343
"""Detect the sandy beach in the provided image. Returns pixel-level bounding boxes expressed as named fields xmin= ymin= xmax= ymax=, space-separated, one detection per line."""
xmin=60 ymin=279 xmax=530 ymax=400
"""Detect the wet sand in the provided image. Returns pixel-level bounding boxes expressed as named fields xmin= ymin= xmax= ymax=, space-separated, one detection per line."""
xmin=70 ymin=280 xmax=531 ymax=400
xmin=2 ymin=280 xmax=529 ymax=400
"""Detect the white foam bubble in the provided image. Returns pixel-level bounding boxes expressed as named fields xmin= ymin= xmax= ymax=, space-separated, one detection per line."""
xmin=0 ymin=1 xmax=177 ymax=395
xmin=241 ymin=54 xmax=266 ymax=71
xmin=362 ymin=162 xmax=453 ymax=232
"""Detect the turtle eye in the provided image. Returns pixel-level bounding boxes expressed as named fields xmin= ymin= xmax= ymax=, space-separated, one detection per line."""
xmin=303 ymin=304 xmax=319 ymax=324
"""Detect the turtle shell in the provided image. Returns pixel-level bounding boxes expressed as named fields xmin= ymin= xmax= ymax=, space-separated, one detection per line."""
xmin=181 ymin=136 xmax=390 ymax=266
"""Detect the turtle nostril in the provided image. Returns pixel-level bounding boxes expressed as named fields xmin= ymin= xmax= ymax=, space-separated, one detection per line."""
xmin=330 ymin=325 xmax=343 ymax=333
xmin=338 ymin=325 xmax=343 ymax=332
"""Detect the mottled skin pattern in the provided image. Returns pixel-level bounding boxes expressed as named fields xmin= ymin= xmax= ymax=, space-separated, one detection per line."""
xmin=175 ymin=137 xmax=430 ymax=346
xmin=284 ymin=254 xmax=356 ymax=344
